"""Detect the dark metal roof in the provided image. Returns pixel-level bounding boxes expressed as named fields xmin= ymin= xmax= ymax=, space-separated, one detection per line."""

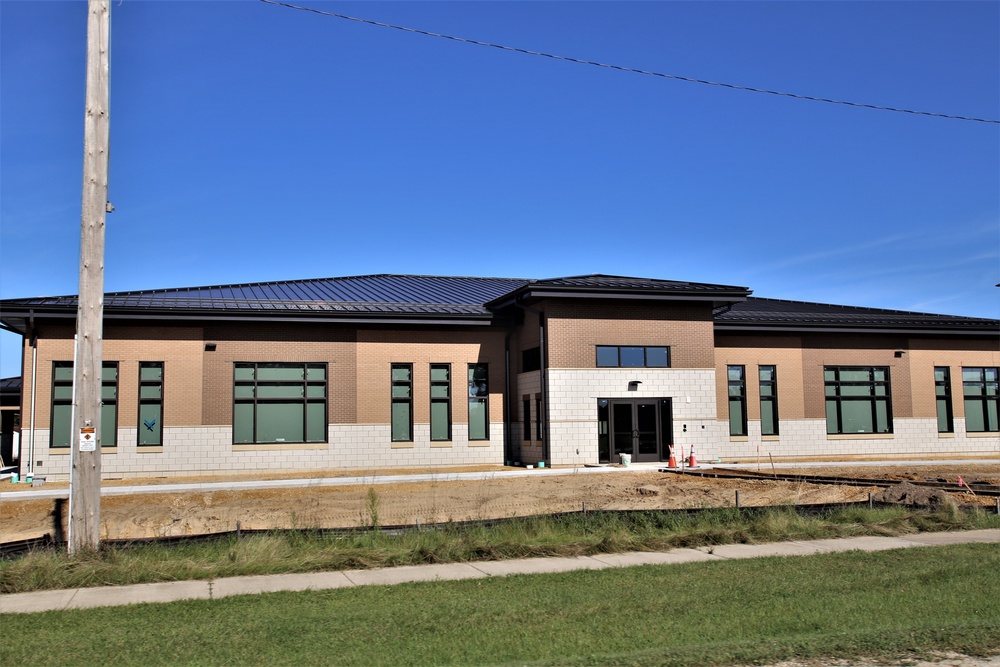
xmin=0 ymin=275 xmax=531 ymax=331
xmin=0 ymin=377 xmax=21 ymax=393
xmin=714 ymin=297 xmax=1000 ymax=335
xmin=2 ymin=274 xmax=996 ymax=338
xmin=486 ymin=274 xmax=751 ymax=308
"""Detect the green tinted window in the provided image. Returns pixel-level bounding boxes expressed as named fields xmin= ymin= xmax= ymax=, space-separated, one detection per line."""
xmin=962 ymin=367 xmax=999 ymax=433
xmin=233 ymin=363 xmax=328 ymax=444
xmin=391 ymin=364 xmax=413 ymax=442
xmin=824 ymin=367 xmax=892 ymax=435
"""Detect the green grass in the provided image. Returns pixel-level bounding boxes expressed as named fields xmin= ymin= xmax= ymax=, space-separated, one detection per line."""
xmin=3 ymin=504 xmax=999 ymax=594
xmin=2 ymin=543 xmax=999 ymax=666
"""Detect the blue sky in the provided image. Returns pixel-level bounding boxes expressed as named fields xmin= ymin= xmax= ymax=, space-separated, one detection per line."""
xmin=1 ymin=0 xmax=998 ymax=379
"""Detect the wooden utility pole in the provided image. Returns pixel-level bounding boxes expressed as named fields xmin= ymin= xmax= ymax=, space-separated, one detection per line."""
xmin=70 ymin=0 xmax=111 ymax=555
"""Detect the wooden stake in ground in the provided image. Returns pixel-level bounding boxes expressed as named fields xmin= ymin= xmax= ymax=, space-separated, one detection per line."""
xmin=70 ymin=0 xmax=111 ymax=555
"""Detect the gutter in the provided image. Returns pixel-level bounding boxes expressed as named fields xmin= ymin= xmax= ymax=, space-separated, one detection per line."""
xmin=27 ymin=314 xmax=37 ymax=477
xmin=713 ymin=323 xmax=1000 ymax=337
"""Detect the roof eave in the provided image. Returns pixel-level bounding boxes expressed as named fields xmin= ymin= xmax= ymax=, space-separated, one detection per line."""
xmin=714 ymin=322 xmax=1000 ymax=336
xmin=0 ymin=306 xmax=507 ymax=330
xmin=487 ymin=287 xmax=750 ymax=310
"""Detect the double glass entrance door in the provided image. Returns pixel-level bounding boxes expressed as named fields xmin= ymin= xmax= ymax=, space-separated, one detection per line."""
xmin=598 ymin=398 xmax=672 ymax=463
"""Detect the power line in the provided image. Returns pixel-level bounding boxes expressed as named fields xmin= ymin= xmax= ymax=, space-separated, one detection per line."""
xmin=260 ymin=0 xmax=999 ymax=125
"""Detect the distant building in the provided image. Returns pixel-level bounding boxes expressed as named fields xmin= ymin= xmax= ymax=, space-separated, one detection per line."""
xmin=0 ymin=274 xmax=997 ymax=480
xmin=0 ymin=376 xmax=20 ymax=469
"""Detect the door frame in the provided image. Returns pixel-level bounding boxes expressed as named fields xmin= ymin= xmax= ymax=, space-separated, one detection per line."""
xmin=598 ymin=397 xmax=673 ymax=463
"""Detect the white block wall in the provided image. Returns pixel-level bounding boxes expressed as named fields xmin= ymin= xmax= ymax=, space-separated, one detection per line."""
xmin=544 ymin=368 xmax=719 ymax=465
xmin=25 ymin=424 xmax=505 ymax=481
xmin=721 ymin=418 xmax=1000 ymax=462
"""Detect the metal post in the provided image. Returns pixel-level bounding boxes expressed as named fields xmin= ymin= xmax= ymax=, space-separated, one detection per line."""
xmin=70 ymin=0 xmax=111 ymax=555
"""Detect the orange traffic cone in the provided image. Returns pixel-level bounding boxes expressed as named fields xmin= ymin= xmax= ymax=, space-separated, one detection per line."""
xmin=688 ymin=447 xmax=697 ymax=468
xmin=667 ymin=448 xmax=677 ymax=468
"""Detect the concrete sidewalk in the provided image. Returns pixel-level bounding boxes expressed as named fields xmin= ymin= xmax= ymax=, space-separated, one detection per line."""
xmin=4 ymin=528 xmax=999 ymax=615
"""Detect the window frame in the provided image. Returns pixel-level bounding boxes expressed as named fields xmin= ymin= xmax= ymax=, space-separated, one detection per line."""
xmin=468 ymin=363 xmax=490 ymax=441
xmin=233 ymin=362 xmax=328 ymax=445
xmin=521 ymin=347 xmax=541 ymax=373
xmin=50 ymin=361 xmax=74 ymax=448
xmin=390 ymin=363 xmax=414 ymax=442
xmin=138 ymin=361 xmax=164 ymax=446
xmin=50 ymin=361 xmax=118 ymax=448
xmin=824 ymin=366 xmax=893 ymax=435
xmin=758 ymin=365 xmax=779 ymax=436
xmin=727 ymin=365 xmax=747 ymax=437
xmin=962 ymin=367 xmax=999 ymax=433
xmin=429 ymin=363 xmax=452 ymax=441
xmin=522 ymin=397 xmax=531 ymax=442
xmin=595 ymin=345 xmax=670 ymax=368
xmin=935 ymin=367 xmax=954 ymax=434
xmin=535 ymin=395 xmax=544 ymax=440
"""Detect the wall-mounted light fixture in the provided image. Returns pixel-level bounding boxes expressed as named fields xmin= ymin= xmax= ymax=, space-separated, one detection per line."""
xmin=205 ymin=342 xmax=217 ymax=352
xmin=894 ymin=350 xmax=905 ymax=358
xmin=627 ymin=380 xmax=642 ymax=391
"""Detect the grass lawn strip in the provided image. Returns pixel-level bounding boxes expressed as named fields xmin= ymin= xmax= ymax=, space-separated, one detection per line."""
xmin=4 ymin=505 xmax=999 ymax=594
xmin=2 ymin=543 xmax=998 ymax=666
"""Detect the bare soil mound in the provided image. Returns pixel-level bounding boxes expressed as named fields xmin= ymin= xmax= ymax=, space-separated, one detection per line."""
xmin=874 ymin=481 xmax=957 ymax=508
xmin=2 ymin=463 xmax=996 ymax=542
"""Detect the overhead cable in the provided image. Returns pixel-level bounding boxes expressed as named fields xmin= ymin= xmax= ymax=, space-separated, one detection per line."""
xmin=260 ymin=0 xmax=999 ymax=125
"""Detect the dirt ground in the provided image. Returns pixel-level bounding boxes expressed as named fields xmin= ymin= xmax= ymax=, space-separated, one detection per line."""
xmin=2 ymin=463 xmax=999 ymax=543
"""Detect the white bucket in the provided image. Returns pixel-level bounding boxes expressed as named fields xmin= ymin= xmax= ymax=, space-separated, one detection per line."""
xmin=619 ymin=453 xmax=631 ymax=466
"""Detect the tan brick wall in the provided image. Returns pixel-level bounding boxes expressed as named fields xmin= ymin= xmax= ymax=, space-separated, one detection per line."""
xmin=714 ymin=332 xmax=999 ymax=425
xmin=714 ymin=333 xmax=805 ymax=421
xmin=21 ymin=324 xmax=205 ymax=429
xmin=201 ymin=322 xmax=357 ymax=426
xmin=542 ymin=300 xmax=716 ymax=369
xmin=802 ymin=334 xmax=913 ymax=419
xmin=510 ymin=309 xmax=541 ymax=374
xmin=908 ymin=338 xmax=1000 ymax=420
xmin=356 ymin=328 xmax=507 ymax=427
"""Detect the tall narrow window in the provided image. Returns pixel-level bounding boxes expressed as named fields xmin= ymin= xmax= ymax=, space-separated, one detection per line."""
xmin=138 ymin=362 xmax=164 ymax=446
xmin=597 ymin=399 xmax=610 ymax=463
xmin=727 ymin=365 xmax=747 ymax=436
xmin=102 ymin=362 xmax=119 ymax=446
xmin=50 ymin=361 xmax=117 ymax=448
xmin=468 ymin=363 xmax=489 ymax=440
xmin=824 ymin=367 xmax=892 ymax=434
xmin=50 ymin=361 xmax=74 ymax=448
xmin=759 ymin=365 xmax=779 ymax=436
xmin=233 ymin=363 xmax=327 ymax=444
xmin=535 ymin=395 xmax=543 ymax=440
xmin=429 ymin=363 xmax=451 ymax=441
xmin=522 ymin=397 xmax=531 ymax=441
xmin=391 ymin=363 xmax=413 ymax=442
xmin=935 ymin=367 xmax=954 ymax=434
xmin=522 ymin=347 xmax=541 ymax=373
xmin=962 ymin=367 xmax=999 ymax=433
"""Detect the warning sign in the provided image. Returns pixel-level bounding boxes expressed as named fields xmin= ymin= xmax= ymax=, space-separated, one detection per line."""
xmin=79 ymin=427 xmax=97 ymax=452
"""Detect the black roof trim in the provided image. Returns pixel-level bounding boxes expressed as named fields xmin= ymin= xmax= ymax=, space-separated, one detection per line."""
xmin=485 ymin=273 xmax=751 ymax=309
xmin=714 ymin=297 xmax=1000 ymax=334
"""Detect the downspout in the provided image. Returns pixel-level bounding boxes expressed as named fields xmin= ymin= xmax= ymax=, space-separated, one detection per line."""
xmin=27 ymin=313 xmax=37 ymax=477
xmin=515 ymin=299 xmax=550 ymax=464
xmin=503 ymin=329 xmax=511 ymax=465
